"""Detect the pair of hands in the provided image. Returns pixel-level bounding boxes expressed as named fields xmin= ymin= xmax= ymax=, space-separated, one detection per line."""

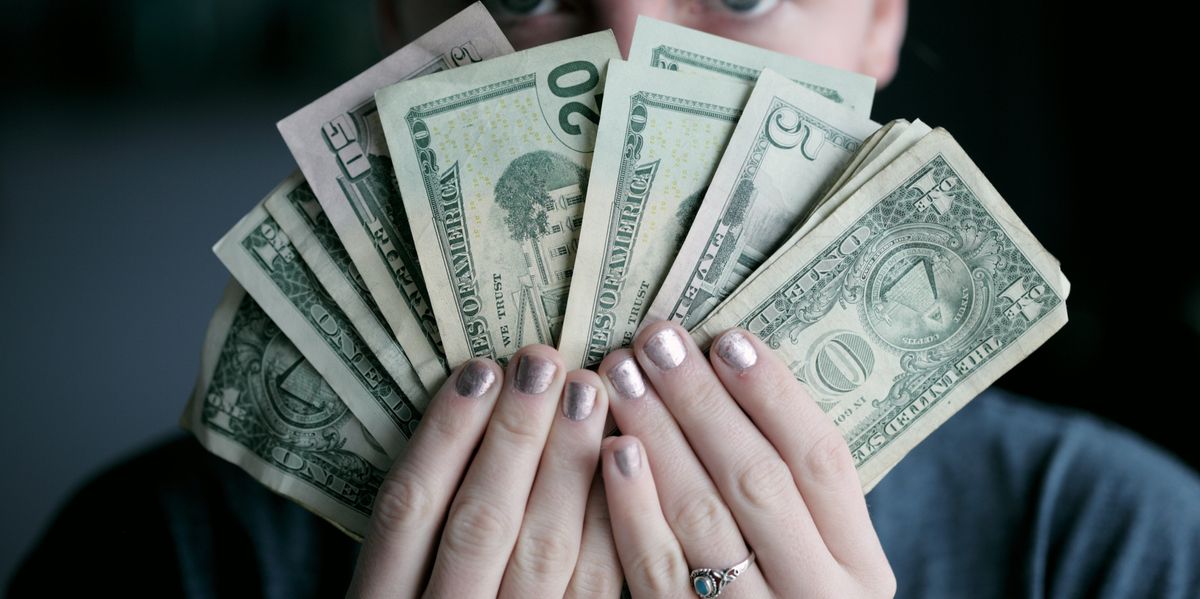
xmin=347 ymin=321 xmax=896 ymax=598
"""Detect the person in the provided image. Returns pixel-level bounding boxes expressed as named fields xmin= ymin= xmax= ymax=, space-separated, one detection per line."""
xmin=11 ymin=1 xmax=1200 ymax=597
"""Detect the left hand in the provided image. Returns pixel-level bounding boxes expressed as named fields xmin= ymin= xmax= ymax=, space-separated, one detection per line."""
xmin=594 ymin=321 xmax=897 ymax=599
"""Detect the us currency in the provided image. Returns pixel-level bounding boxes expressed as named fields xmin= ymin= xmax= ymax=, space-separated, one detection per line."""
xmin=263 ymin=171 xmax=430 ymax=413
xmin=720 ymin=120 xmax=931 ymax=303
xmin=647 ymin=69 xmax=880 ymax=330
xmin=182 ymin=281 xmax=388 ymax=539
xmin=627 ymin=16 xmax=876 ymax=116
xmin=377 ymin=31 xmax=620 ymax=366
xmin=215 ymin=188 xmax=422 ymax=458
xmin=557 ymin=61 xmax=750 ymax=368
xmin=277 ymin=2 xmax=513 ymax=391
xmin=692 ymin=128 xmax=1069 ymax=492
xmin=791 ymin=119 xmax=933 ymax=242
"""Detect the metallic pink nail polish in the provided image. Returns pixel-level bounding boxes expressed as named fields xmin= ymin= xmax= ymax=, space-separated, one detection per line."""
xmin=514 ymin=354 xmax=556 ymax=394
xmin=715 ymin=331 xmax=758 ymax=371
xmin=562 ymin=382 xmax=597 ymax=421
xmin=609 ymin=358 xmax=647 ymax=399
xmin=614 ymin=443 xmax=641 ymax=477
xmin=455 ymin=359 xmax=496 ymax=398
xmin=644 ymin=328 xmax=687 ymax=370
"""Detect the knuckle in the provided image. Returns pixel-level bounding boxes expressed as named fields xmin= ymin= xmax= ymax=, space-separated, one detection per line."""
xmin=442 ymin=497 xmax=513 ymax=558
xmin=490 ymin=402 xmax=547 ymax=448
xmin=734 ymin=457 xmax=796 ymax=511
xmin=804 ymin=429 xmax=855 ymax=483
xmin=627 ymin=550 xmax=688 ymax=597
xmin=566 ymin=561 xmax=620 ymax=599
xmin=676 ymin=384 xmax=729 ymax=419
xmin=669 ymin=491 xmax=729 ymax=545
xmin=371 ymin=473 xmax=435 ymax=537
xmin=422 ymin=402 xmax=468 ymax=439
xmin=509 ymin=525 xmax=578 ymax=582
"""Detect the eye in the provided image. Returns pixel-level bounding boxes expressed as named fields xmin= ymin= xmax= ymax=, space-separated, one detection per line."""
xmin=712 ymin=0 xmax=780 ymax=17
xmin=486 ymin=0 xmax=561 ymax=17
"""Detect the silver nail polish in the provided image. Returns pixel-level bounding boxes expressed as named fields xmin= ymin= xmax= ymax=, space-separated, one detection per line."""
xmin=644 ymin=328 xmax=687 ymax=370
xmin=716 ymin=331 xmax=758 ymax=371
xmin=514 ymin=354 xmax=556 ymax=395
xmin=614 ymin=443 xmax=641 ymax=477
xmin=562 ymin=382 xmax=597 ymax=421
xmin=609 ymin=358 xmax=646 ymax=399
xmin=455 ymin=360 xmax=496 ymax=398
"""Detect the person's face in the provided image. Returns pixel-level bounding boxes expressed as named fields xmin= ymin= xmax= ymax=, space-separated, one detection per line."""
xmin=388 ymin=0 xmax=907 ymax=88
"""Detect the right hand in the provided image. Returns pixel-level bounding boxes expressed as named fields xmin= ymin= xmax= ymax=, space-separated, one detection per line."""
xmin=346 ymin=345 xmax=622 ymax=598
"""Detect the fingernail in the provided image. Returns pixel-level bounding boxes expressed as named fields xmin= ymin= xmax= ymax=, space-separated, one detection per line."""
xmin=644 ymin=327 xmax=687 ymax=370
xmin=715 ymin=331 xmax=758 ymax=371
xmin=514 ymin=354 xmax=556 ymax=395
xmin=455 ymin=359 xmax=496 ymax=398
xmin=614 ymin=442 xmax=641 ymax=477
xmin=608 ymin=358 xmax=646 ymax=399
xmin=562 ymin=381 xmax=597 ymax=421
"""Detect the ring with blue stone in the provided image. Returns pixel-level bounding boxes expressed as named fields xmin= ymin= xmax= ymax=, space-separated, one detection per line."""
xmin=689 ymin=551 xmax=755 ymax=598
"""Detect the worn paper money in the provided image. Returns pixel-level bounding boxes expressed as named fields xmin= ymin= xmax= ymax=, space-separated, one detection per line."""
xmin=647 ymin=69 xmax=879 ymax=329
xmin=557 ymin=60 xmax=750 ymax=368
xmin=277 ymin=2 xmax=513 ymax=389
xmin=377 ymin=31 xmax=620 ymax=366
xmin=692 ymin=128 xmax=1069 ymax=492
xmin=182 ymin=281 xmax=388 ymax=539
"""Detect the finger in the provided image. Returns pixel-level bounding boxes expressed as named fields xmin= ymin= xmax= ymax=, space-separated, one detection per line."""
xmin=598 ymin=350 xmax=771 ymax=597
xmin=631 ymin=321 xmax=835 ymax=579
xmin=601 ymin=436 xmax=692 ymax=599
xmin=348 ymin=358 xmax=503 ymax=599
xmin=500 ymin=370 xmax=610 ymax=598
xmin=424 ymin=346 xmax=566 ymax=597
xmin=709 ymin=328 xmax=890 ymax=574
xmin=565 ymin=475 xmax=624 ymax=599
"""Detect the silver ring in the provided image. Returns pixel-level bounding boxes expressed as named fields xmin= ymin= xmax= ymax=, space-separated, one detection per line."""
xmin=689 ymin=551 xmax=755 ymax=598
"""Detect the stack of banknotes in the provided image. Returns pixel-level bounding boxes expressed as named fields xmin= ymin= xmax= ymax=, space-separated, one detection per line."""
xmin=181 ymin=3 xmax=1070 ymax=538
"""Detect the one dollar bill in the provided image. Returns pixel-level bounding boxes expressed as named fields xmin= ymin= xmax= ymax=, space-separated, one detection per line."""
xmin=692 ymin=128 xmax=1070 ymax=493
xmin=214 ymin=186 xmax=423 ymax=458
xmin=277 ymin=2 xmax=514 ymax=390
xmin=263 ymin=172 xmax=431 ymax=412
xmin=377 ymin=31 xmax=620 ymax=366
xmin=181 ymin=281 xmax=388 ymax=539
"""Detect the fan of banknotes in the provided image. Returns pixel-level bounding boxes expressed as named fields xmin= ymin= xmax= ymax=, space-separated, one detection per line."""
xmin=181 ymin=3 xmax=1070 ymax=538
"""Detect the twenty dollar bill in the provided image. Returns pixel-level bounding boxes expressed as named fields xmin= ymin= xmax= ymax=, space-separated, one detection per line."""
xmin=627 ymin=15 xmax=876 ymax=115
xmin=378 ymin=32 xmax=620 ymax=366
xmin=558 ymin=61 xmax=749 ymax=368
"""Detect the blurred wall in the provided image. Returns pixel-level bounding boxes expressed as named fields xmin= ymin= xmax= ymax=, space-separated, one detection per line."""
xmin=2 ymin=0 xmax=1194 ymax=587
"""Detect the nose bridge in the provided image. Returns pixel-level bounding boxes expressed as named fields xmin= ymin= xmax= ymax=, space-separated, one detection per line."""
xmin=591 ymin=0 xmax=674 ymax=58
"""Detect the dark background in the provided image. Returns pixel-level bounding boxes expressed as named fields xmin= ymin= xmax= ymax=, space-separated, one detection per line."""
xmin=2 ymin=0 xmax=1194 ymax=586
